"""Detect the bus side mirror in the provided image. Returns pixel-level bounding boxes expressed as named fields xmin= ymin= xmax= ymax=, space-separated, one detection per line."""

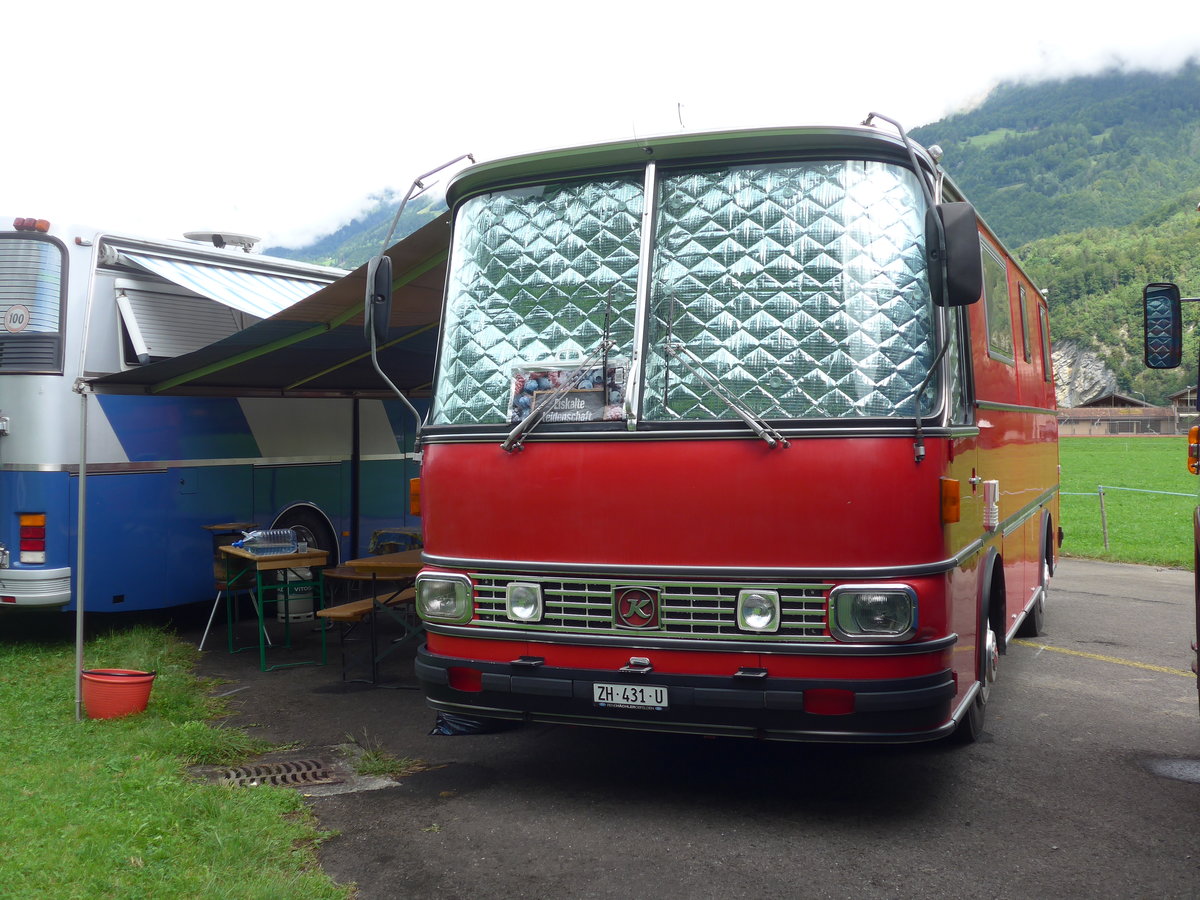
xmin=927 ymin=202 xmax=983 ymax=307
xmin=1143 ymin=282 xmax=1182 ymax=369
xmin=365 ymin=254 xmax=394 ymax=346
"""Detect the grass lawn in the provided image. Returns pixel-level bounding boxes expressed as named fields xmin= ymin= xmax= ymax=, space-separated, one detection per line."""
xmin=0 ymin=623 xmax=350 ymax=900
xmin=1059 ymin=435 xmax=1197 ymax=569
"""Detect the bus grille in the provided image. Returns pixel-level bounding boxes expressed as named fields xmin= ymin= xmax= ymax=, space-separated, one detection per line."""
xmin=470 ymin=573 xmax=830 ymax=641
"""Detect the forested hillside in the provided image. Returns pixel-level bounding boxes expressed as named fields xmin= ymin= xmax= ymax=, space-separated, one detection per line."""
xmin=278 ymin=63 xmax=1200 ymax=403
xmin=912 ymin=63 xmax=1200 ymax=248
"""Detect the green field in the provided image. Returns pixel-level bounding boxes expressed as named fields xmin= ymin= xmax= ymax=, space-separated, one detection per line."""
xmin=1059 ymin=435 xmax=1197 ymax=569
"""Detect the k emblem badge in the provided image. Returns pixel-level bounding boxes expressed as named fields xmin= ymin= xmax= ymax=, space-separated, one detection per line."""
xmin=614 ymin=586 xmax=660 ymax=629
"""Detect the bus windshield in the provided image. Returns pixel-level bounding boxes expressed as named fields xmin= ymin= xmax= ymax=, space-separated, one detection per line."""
xmin=432 ymin=158 xmax=936 ymax=427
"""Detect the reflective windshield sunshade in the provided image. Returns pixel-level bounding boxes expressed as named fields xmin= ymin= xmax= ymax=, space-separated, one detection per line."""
xmin=644 ymin=160 xmax=934 ymax=420
xmin=433 ymin=177 xmax=644 ymax=426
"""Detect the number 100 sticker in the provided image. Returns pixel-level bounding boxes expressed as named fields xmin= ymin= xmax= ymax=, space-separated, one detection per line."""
xmin=3 ymin=305 xmax=30 ymax=334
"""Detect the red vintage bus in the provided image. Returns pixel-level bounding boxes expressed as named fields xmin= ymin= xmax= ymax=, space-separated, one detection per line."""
xmin=408 ymin=118 xmax=1060 ymax=742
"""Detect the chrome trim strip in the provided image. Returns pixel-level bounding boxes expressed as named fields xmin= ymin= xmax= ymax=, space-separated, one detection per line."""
xmin=423 ymin=550 xmax=966 ymax=580
xmin=623 ymin=161 xmax=657 ymax=431
xmin=949 ymin=680 xmax=982 ymax=726
xmin=996 ymin=487 xmax=1060 ymax=537
xmin=976 ymin=400 xmax=1057 ymax=416
xmin=420 ymin=425 xmax=972 ymax=444
xmin=425 ymin=623 xmax=957 ymax=656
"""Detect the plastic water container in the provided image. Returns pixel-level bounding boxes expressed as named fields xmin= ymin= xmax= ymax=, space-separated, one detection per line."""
xmin=232 ymin=528 xmax=298 ymax=556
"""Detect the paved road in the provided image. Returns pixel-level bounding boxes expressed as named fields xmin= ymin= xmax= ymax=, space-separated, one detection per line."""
xmin=195 ymin=558 xmax=1199 ymax=899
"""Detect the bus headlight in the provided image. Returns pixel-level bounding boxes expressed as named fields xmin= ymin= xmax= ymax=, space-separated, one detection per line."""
xmin=506 ymin=582 xmax=543 ymax=622
xmin=737 ymin=589 xmax=780 ymax=633
xmin=415 ymin=575 xmax=473 ymax=624
xmin=829 ymin=586 xmax=917 ymax=642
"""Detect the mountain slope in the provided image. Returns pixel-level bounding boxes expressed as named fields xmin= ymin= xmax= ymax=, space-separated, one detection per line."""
xmin=912 ymin=62 xmax=1200 ymax=248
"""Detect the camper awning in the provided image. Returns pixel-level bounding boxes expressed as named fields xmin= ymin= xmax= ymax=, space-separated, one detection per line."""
xmin=121 ymin=251 xmax=336 ymax=318
xmin=89 ymin=213 xmax=452 ymax=398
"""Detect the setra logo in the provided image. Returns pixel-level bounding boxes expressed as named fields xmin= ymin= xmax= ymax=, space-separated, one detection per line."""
xmin=614 ymin=586 xmax=660 ymax=629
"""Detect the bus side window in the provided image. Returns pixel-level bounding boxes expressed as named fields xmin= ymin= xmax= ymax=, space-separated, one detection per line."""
xmin=981 ymin=243 xmax=1014 ymax=364
xmin=1018 ymin=284 xmax=1032 ymax=363
xmin=946 ymin=306 xmax=971 ymax=424
xmin=1038 ymin=305 xmax=1053 ymax=383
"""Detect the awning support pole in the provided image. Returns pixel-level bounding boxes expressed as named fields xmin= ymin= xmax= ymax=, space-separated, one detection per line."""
xmin=73 ymin=380 xmax=90 ymax=722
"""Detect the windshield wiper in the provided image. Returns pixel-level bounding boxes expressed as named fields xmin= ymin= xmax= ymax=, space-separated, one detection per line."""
xmin=663 ymin=343 xmax=790 ymax=449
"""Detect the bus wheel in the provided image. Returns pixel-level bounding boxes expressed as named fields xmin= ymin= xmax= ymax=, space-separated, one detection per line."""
xmin=955 ymin=621 xmax=998 ymax=743
xmin=272 ymin=505 xmax=339 ymax=565
xmin=1016 ymin=557 xmax=1048 ymax=638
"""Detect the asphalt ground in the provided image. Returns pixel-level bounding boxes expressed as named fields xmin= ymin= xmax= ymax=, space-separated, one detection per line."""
xmin=105 ymin=560 xmax=1200 ymax=898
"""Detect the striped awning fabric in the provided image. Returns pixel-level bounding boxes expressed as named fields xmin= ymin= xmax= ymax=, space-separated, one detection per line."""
xmin=122 ymin=252 xmax=333 ymax=318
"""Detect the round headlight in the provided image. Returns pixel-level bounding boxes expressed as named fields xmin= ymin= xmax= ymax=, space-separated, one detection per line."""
xmin=737 ymin=589 xmax=780 ymax=632
xmin=506 ymin=582 xmax=543 ymax=622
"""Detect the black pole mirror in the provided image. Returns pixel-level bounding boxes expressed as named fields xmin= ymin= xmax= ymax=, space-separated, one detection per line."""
xmin=928 ymin=202 xmax=983 ymax=307
xmin=1143 ymin=282 xmax=1182 ymax=369
xmin=365 ymin=254 xmax=393 ymax=346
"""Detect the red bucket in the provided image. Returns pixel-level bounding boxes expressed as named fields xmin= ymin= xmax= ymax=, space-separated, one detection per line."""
xmin=81 ymin=669 xmax=156 ymax=719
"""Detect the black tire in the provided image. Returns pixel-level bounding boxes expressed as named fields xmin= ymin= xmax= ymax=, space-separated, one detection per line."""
xmin=1016 ymin=524 xmax=1052 ymax=639
xmin=953 ymin=561 xmax=1002 ymax=744
xmin=953 ymin=620 xmax=996 ymax=743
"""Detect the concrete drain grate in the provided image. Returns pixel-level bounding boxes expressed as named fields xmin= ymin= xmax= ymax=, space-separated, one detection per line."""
xmin=219 ymin=759 xmax=343 ymax=788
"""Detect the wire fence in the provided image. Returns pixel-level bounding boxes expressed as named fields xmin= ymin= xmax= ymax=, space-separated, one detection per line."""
xmin=1061 ymin=484 xmax=1195 ymax=550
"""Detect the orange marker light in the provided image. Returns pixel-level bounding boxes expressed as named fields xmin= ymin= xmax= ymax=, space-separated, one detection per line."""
xmin=940 ymin=478 xmax=961 ymax=524
xmin=409 ymin=477 xmax=422 ymax=516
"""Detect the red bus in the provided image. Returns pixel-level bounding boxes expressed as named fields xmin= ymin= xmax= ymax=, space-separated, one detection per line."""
xmin=407 ymin=118 xmax=1060 ymax=742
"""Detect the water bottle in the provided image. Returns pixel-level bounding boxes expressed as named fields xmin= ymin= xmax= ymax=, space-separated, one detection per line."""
xmin=232 ymin=528 xmax=298 ymax=556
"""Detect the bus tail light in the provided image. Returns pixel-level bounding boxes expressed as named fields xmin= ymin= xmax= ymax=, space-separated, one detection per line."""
xmin=1188 ymin=426 xmax=1198 ymax=474
xmin=409 ymin=477 xmax=421 ymax=516
xmin=19 ymin=514 xmax=47 ymax=564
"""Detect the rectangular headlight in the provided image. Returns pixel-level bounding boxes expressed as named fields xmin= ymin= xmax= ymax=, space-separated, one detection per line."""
xmin=415 ymin=575 xmax=473 ymax=624
xmin=829 ymin=585 xmax=917 ymax=642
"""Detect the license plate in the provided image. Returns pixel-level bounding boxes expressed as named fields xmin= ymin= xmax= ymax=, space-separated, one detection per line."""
xmin=593 ymin=682 xmax=668 ymax=710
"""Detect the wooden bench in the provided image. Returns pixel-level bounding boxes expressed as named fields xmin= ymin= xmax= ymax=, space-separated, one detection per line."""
xmin=316 ymin=588 xmax=418 ymax=683
xmin=316 ymin=588 xmax=415 ymax=624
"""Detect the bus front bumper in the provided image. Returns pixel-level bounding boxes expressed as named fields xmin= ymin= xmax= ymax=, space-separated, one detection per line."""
xmin=415 ymin=645 xmax=959 ymax=743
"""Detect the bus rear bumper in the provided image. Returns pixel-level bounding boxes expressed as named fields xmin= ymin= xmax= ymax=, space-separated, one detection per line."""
xmin=415 ymin=645 xmax=959 ymax=743
xmin=0 ymin=567 xmax=72 ymax=608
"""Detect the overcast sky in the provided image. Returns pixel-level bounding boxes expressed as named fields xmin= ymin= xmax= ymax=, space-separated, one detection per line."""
xmin=5 ymin=1 xmax=1196 ymax=251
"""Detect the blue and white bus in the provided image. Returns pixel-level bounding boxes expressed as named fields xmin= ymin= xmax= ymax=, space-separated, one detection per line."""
xmin=0 ymin=216 xmax=421 ymax=613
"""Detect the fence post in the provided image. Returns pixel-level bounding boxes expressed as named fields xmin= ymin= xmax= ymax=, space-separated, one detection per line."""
xmin=1098 ymin=485 xmax=1109 ymax=550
